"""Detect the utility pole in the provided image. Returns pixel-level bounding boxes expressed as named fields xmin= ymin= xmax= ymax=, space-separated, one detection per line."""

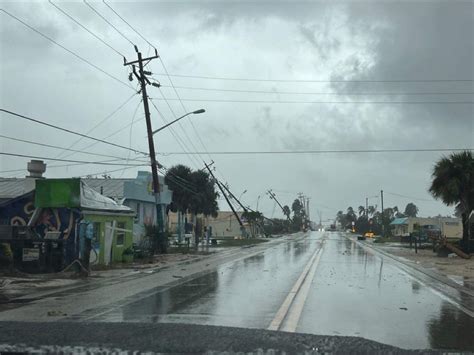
xmin=381 ymin=190 xmax=384 ymax=238
xmin=204 ymin=162 xmax=246 ymax=237
xmin=124 ymin=47 xmax=164 ymax=249
xmin=267 ymin=190 xmax=290 ymax=221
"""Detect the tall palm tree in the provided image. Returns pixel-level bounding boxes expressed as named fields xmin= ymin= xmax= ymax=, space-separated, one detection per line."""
xmin=429 ymin=151 xmax=474 ymax=252
xmin=368 ymin=205 xmax=376 ymax=217
xmin=347 ymin=207 xmax=356 ymax=223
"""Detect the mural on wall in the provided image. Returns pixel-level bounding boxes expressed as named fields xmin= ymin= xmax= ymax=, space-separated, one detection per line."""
xmin=0 ymin=194 xmax=82 ymax=263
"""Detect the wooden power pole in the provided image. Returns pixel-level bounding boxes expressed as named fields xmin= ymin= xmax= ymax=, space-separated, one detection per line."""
xmin=124 ymin=47 xmax=164 ymax=244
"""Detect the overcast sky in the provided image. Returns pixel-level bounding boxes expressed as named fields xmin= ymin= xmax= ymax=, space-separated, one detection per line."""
xmin=1 ymin=1 xmax=473 ymax=220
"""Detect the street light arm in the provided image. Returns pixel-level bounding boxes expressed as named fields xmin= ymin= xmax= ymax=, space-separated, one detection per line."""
xmin=152 ymin=109 xmax=205 ymax=135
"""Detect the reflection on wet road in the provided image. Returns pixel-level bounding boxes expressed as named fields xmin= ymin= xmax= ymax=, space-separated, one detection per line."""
xmin=93 ymin=232 xmax=474 ymax=351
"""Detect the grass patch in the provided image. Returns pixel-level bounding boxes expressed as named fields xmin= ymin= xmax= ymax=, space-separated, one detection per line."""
xmin=216 ymin=238 xmax=269 ymax=247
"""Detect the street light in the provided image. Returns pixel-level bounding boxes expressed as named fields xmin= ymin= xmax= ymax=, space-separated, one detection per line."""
xmin=239 ymin=190 xmax=247 ymax=200
xmin=152 ymin=109 xmax=205 ymax=135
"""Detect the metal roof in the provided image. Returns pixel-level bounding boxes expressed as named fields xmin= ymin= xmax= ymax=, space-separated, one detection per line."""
xmin=0 ymin=178 xmax=34 ymax=199
xmin=0 ymin=175 xmax=167 ymax=201
xmin=390 ymin=217 xmax=409 ymax=225
xmin=82 ymin=178 xmax=131 ymax=199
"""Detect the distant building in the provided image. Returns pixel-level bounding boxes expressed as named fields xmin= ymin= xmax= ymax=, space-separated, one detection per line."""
xmin=390 ymin=216 xmax=462 ymax=240
xmin=167 ymin=210 xmax=249 ymax=240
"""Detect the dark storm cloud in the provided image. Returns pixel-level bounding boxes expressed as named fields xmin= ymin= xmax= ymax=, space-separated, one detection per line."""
xmin=1 ymin=1 xmax=472 ymax=218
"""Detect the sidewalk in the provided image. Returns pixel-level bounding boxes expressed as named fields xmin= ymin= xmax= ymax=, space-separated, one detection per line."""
xmin=0 ymin=245 xmax=232 ymax=305
xmin=0 ymin=237 xmax=277 ymax=307
xmin=368 ymin=240 xmax=474 ymax=291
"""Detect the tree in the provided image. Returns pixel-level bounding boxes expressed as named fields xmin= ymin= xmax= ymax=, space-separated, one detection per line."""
xmin=429 ymin=151 xmax=474 ymax=252
xmin=368 ymin=205 xmax=376 ymax=217
xmin=292 ymin=199 xmax=303 ymax=217
xmin=188 ymin=170 xmax=219 ymax=217
xmin=346 ymin=206 xmax=357 ymax=223
xmin=404 ymin=203 xmax=419 ymax=217
xmin=283 ymin=205 xmax=291 ymax=220
xmin=358 ymin=206 xmax=365 ymax=217
xmin=164 ymin=164 xmax=193 ymax=213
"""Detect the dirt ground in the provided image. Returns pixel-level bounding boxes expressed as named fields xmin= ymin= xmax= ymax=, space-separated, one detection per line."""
xmin=377 ymin=243 xmax=474 ymax=289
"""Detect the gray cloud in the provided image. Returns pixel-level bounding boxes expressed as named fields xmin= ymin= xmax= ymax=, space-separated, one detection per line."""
xmin=1 ymin=1 xmax=472 ymax=218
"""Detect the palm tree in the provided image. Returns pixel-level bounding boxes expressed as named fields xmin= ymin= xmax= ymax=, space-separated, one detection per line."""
xmin=429 ymin=151 xmax=474 ymax=252
xmin=347 ymin=207 xmax=356 ymax=223
xmin=368 ymin=205 xmax=376 ymax=217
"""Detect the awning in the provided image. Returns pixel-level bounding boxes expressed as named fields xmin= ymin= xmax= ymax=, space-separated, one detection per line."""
xmin=390 ymin=217 xmax=408 ymax=225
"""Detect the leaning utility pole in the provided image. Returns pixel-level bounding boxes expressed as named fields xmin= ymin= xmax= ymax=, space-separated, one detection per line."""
xmin=204 ymin=162 xmax=246 ymax=237
xmin=221 ymin=183 xmax=248 ymax=213
xmin=124 ymin=47 xmax=164 ymax=243
xmin=267 ymin=190 xmax=290 ymax=221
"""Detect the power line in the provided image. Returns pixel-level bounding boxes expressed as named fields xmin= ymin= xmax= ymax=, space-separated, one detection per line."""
xmin=0 ymin=8 xmax=132 ymax=90
xmin=83 ymin=0 xmax=135 ymax=47
xmin=149 ymin=97 xmax=474 ymax=105
xmin=149 ymin=95 xmax=202 ymax=169
xmin=102 ymin=0 xmax=154 ymax=48
xmin=158 ymin=84 xmax=474 ymax=96
xmin=384 ymin=191 xmax=439 ymax=203
xmin=0 ymin=152 xmax=148 ymax=166
xmin=0 ymin=109 xmax=148 ymax=155
xmin=118 ymin=99 xmax=143 ymax=177
xmin=0 ymin=134 xmax=146 ymax=161
xmin=0 ymin=157 xmax=148 ymax=175
xmin=152 ymin=73 xmax=474 ymax=83
xmin=55 ymin=93 xmax=138 ymax=159
xmin=48 ymin=0 xmax=125 ymax=57
xmin=78 ymin=164 xmax=141 ymax=178
xmin=159 ymin=59 xmax=215 ymax=164
xmin=157 ymin=148 xmax=473 ymax=155
xmin=149 ymin=98 xmax=202 ymax=169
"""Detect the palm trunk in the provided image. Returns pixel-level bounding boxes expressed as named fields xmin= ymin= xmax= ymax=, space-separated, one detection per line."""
xmin=461 ymin=212 xmax=469 ymax=253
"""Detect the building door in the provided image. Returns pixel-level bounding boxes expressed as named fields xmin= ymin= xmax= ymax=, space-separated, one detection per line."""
xmin=104 ymin=221 xmax=116 ymax=265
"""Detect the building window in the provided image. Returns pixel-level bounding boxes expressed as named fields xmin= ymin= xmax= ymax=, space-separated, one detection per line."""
xmin=116 ymin=222 xmax=125 ymax=246
xmin=135 ymin=202 xmax=141 ymax=223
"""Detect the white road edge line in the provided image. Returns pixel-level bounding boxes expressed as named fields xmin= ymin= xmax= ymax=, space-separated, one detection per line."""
xmin=267 ymin=239 xmax=325 ymax=331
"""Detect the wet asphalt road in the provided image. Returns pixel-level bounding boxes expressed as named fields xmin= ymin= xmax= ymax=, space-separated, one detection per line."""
xmin=1 ymin=231 xmax=473 ymax=352
xmin=79 ymin=231 xmax=473 ymax=351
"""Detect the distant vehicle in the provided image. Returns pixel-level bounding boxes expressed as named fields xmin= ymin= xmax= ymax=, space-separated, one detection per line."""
xmin=329 ymin=224 xmax=336 ymax=231
xmin=364 ymin=231 xmax=375 ymax=238
xmin=357 ymin=235 xmax=366 ymax=240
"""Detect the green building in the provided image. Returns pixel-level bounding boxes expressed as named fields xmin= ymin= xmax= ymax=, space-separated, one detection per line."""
xmin=34 ymin=178 xmax=135 ymax=265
